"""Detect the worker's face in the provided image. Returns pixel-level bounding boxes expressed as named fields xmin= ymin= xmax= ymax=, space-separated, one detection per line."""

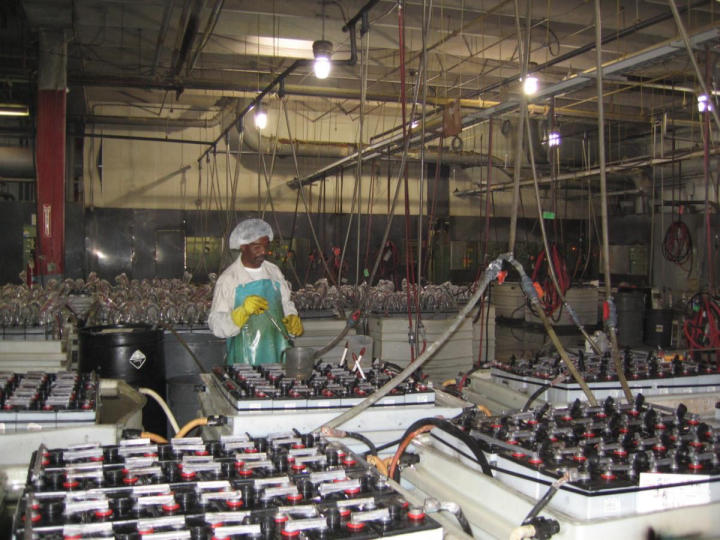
xmin=240 ymin=236 xmax=269 ymax=268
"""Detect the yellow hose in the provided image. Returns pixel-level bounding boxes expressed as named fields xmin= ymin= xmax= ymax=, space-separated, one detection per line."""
xmin=173 ymin=417 xmax=209 ymax=438
xmin=476 ymin=404 xmax=492 ymax=416
xmin=441 ymin=379 xmax=457 ymax=387
xmin=141 ymin=431 xmax=168 ymax=444
xmin=366 ymin=455 xmax=389 ymax=476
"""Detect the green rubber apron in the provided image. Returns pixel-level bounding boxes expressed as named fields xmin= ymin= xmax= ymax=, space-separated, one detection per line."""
xmin=228 ymin=278 xmax=289 ymax=365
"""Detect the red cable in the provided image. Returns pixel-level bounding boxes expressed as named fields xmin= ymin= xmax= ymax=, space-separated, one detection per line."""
xmin=683 ymin=294 xmax=720 ymax=360
xmin=531 ymin=244 xmax=569 ymax=316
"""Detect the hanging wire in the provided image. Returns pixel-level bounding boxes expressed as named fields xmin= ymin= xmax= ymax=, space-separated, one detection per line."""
xmin=336 ymin=28 xmax=370 ymax=287
xmin=507 ymin=0 xmax=530 ymax=254
xmin=281 ymin=99 xmax=340 ymax=286
xmin=594 ymin=0 xmax=632 ymax=404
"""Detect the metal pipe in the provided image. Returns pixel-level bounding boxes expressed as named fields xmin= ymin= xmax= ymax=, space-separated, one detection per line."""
xmin=292 ymin=25 xmax=720 ymax=190
xmin=667 ymin=0 xmax=720 ymax=133
xmin=454 ymin=146 xmax=720 ymax=196
xmin=151 ymin=0 xmax=175 ymax=76
xmin=342 ymin=0 xmax=382 ymax=32
xmin=172 ymin=0 xmax=202 ymax=77
xmin=195 ymin=4 xmax=360 ymax=165
xmin=186 ymin=0 xmax=225 ymax=75
xmin=594 ymin=0 xmax=633 ymax=405
xmin=468 ymin=0 xmax=708 ymax=100
xmin=80 ymin=132 xmax=215 ymax=146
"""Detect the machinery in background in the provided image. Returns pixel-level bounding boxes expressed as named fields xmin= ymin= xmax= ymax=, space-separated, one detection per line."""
xmin=11 ymin=433 xmax=444 ymax=540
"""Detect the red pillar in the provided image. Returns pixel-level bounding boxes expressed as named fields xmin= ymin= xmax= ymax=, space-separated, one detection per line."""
xmin=35 ymin=29 xmax=67 ymax=278
xmin=36 ymin=90 xmax=66 ymax=276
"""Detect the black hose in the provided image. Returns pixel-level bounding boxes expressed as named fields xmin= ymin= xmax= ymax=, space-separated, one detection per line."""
xmin=522 ymin=383 xmax=551 ymax=411
xmin=372 ymin=436 xmax=403 ymax=454
xmin=395 ymin=417 xmax=493 ymax=477
xmin=454 ymin=507 xmax=474 ymax=536
xmin=522 ymin=476 xmax=566 ymax=525
xmin=343 ymin=431 xmax=378 ymax=456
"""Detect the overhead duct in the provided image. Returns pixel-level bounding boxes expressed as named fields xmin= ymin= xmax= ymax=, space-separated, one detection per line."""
xmin=232 ymin=115 xmax=356 ymax=159
xmin=0 ymin=146 xmax=35 ymax=178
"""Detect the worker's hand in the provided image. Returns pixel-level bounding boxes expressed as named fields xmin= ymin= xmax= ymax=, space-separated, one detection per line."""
xmin=243 ymin=295 xmax=268 ymax=315
xmin=230 ymin=295 xmax=268 ymax=327
xmin=231 ymin=306 xmax=250 ymax=328
xmin=283 ymin=314 xmax=304 ymax=336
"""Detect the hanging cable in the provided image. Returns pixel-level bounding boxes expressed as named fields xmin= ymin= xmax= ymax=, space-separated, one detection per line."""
xmin=683 ymin=293 xmax=720 ymax=354
xmin=414 ymin=0 xmax=433 ymax=353
xmin=336 ymin=28 xmax=370 ymax=287
xmin=397 ymin=0 xmax=418 ymax=363
xmin=281 ymin=100 xmax=339 ymax=286
xmin=594 ymin=0 xmax=633 ymax=404
xmin=320 ymin=255 xmax=506 ymax=432
xmin=507 ymin=0 xmax=530 ymax=254
xmin=661 ymin=220 xmax=693 ymax=268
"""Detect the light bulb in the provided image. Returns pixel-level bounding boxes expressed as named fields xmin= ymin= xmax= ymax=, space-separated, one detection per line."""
xmin=548 ymin=131 xmax=561 ymax=147
xmin=314 ymin=57 xmax=331 ymax=79
xmin=312 ymin=40 xmax=333 ymax=80
xmin=698 ymin=94 xmax=712 ymax=113
xmin=523 ymin=76 xmax=538 ymax=95
xmin=254 ymin=107 xmax=267 ymax=130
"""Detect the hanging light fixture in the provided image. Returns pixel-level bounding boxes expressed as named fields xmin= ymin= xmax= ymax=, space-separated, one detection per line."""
xmin=313 ymin=40 xmax=333 ymax=79
xmin=697 ymin=94 xmax=713 ymax=113
xmin=548 ymin=131 xmax=561 ymax=147
xmin=523 ymin=76 xmax=539 ymax=95
xmin=254 ymin=104 xmax=268 ymax=129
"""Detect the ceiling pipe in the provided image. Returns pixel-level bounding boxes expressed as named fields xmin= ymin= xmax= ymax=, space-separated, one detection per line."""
xmin=151 ymin=0 xmax=176 ymax=76
xmin=82 ymin=114 xmax=220 ymax=129
xmin=186 ymin=0 xmax=225 ymax=76
xmin=80 ymin=132 xmax=215 ymax=146
xmin=454 ymin=145 xmax=720 ymax=197
xmin=290 ymin=26 xmax=720 ymax=188
xmin=171 ymin=0 xmax=203 ymax=78
xmin=195 ymin=1 xmax=367 ymax=165
xmin=468 ymin=0 xmax=708 ymax=100
xmin=236 ymin=114 xmax=356 ymax=158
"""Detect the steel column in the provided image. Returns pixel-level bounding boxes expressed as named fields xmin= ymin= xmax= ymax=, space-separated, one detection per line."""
xmin=35 ymin=29 xmax=68 ymax=278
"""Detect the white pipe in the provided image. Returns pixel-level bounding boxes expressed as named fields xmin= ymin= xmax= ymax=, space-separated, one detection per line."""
xmin=138 ymin=387 xmax=180 ymax=435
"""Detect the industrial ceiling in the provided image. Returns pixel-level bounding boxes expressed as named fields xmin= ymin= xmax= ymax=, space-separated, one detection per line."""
xmin=0 ymin=0 xmax=718 ymax=172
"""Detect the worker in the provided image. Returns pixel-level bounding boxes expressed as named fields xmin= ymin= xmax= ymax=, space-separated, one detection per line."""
xmin=208 ymin=218 xmax=304 ymax=365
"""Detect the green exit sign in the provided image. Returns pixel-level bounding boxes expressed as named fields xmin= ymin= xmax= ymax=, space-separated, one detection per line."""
xmin=542 ymin=211 xmax=556 ymax=220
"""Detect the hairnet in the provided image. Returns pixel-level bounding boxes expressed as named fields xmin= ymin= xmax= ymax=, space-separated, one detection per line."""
xmin=229 ymin=219 xmax=274 ymax=249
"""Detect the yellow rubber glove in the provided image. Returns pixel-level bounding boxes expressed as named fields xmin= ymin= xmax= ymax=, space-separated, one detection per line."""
xmin=243 ymin=295 xmax=268 ymax=315
xmin=230 ymin=295 xmax=268 ymax=328
xmin=283 ymin=314 xmax=304 ymax=336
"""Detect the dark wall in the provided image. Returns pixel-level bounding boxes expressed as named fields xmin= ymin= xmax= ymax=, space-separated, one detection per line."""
xmin=0 ymin=201 xmax=34 ymax=284
xmin=0 ymin=202 xmax=655 ymax=287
